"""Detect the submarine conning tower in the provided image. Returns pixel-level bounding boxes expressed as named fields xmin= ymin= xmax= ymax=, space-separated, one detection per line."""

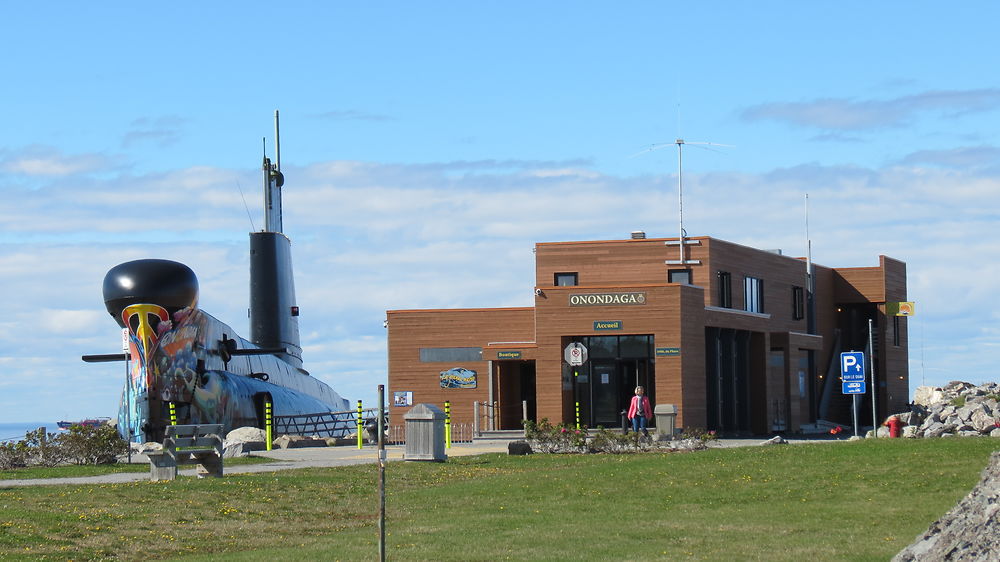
xmin=249 ymin=109 xmax=304 ymax=371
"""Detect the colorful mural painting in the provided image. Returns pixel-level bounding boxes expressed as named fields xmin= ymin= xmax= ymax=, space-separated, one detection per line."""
xmin=439 ymin=367 xmax=477 ymax=389
xmin=104 ymin=260 xmax=349 ymax=443
xmin=87 ymin=118 xmax=351 ymax=444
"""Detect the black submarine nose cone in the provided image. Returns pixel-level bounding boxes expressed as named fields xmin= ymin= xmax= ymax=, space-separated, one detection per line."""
xmin=103 ymin=259 xmax=199 ymax=322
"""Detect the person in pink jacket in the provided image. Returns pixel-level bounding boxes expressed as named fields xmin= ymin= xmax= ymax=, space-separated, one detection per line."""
xmin=627 ymin=386 xmax=653 ymax=436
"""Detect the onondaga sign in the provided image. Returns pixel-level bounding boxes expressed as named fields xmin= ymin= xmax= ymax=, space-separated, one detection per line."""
xmin=569 ymin=292 xmax=646 ymax=306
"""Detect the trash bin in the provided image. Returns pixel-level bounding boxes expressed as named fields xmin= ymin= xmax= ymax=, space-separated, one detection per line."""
xmin=654 ymin=404 xmax=678 ymax=438
xmin=404 ymin=404 xmax=447 ymax=461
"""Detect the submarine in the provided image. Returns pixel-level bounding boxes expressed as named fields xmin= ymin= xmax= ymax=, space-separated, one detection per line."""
xmin=84 ymin=112 xmax=349 ymax=443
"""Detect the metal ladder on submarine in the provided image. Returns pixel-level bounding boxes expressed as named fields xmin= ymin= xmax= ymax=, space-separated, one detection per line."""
xmin=83 ymin=111 xmax=351 ymax=444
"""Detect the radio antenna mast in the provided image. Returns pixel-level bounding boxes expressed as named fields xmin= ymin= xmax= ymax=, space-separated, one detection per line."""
xmin=274 ymin=109 xmax=281 ymax=173
xmin=262 ymin=110 xmax=285 ymax=233
xmin=631 ymin=138 xmax=731 ymax=266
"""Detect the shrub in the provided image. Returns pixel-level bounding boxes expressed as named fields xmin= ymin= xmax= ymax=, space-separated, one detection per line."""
xmin=0 ymin=424 xmax=127 ymax=469
xmin=60 ymin=424 xmax=128 ymax=465
xmin=678 ymin=427 xmax=718 ymax=442
xmin=0 ymin=440 xmax=31 ymax=470
xmin=525 ymin=421 xmax=664 ymax=454
xmin=523 ymin=418 xmax=589 ymax=453
xmin=589 ymin=428 xmax=655 ymax=453
xmin=22 ymin=428 xmax=68 ymax=467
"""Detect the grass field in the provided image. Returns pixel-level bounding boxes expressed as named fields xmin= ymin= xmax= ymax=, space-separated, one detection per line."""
xmin=0 ymin=455 xmax=274 ymax=480
xmin=0 ymin=438 xmax=996 ymax=561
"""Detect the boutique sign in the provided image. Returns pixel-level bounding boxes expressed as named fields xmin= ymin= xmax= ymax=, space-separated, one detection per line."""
xmin=569 ymin=292 xmax=646 ymax=306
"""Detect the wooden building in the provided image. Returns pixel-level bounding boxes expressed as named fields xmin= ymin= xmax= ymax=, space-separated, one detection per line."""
xmin=386 ymin=234 xmax=909 ymax=435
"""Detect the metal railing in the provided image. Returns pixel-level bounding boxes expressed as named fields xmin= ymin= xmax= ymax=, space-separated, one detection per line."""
xmin=274 ymin=408 xmax=384 ymax=438
xmin=473 ymin=401 xmax=500 ymax=436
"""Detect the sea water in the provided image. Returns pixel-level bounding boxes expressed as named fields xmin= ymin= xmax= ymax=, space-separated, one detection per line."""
xmin=0 ymin=422 xmax=62 ymax=443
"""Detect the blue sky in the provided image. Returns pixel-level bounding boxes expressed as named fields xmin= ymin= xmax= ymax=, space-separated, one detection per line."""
xmin=2 ymin=2 xmax=999 ymax=422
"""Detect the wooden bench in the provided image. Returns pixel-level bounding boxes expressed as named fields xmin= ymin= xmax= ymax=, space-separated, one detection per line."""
xmin=147 ymin=424 xmax=224 ymax=481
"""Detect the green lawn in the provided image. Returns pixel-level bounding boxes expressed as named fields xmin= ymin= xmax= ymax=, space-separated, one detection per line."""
xmin=0 ymin=455 xmax=274 ymax=480
xmin=0 ymin=438 xmax=995 ymax=561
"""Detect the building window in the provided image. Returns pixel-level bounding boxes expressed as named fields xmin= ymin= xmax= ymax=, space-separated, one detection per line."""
xmin=744 ymin=276 xmax=764 ymax=313
xmin=668 ymin=269 xmax=691 ymax=285
xmin=893 ymin=316 xmax=901 ymax=347
xmin=792 ymin=286 xmax=805 ymax=320
xmin=554 ymin=272 xmax=578 ymax=286
xmin=718 ymin=271 xmax=732 ymax=308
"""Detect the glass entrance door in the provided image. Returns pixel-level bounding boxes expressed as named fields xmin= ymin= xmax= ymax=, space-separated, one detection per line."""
xmin=591 ymin=360 xmax=619 ymax=427
xmin=571 ymin=335 xmax=655 ymax=429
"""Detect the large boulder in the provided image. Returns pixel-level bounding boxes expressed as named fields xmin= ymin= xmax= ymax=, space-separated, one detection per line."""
xmin=223 ymin=427 xmax=267 ymax=458
xmin=893 ymin=451 xmax=1000 ymax=561
xmin=913 ymin=386 xmax=946 ymax=407
xmin=970 ymin=410 xmax=996 ymax=433
xmin=273 ymin=434 xmax=328 ymax=449
xmin=508 ymin=440 xmax=533 ymax=455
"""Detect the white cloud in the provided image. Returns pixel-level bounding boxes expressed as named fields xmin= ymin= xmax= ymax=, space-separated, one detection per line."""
xmin=0 ymin=146 xmax=118 ymax=176
xmin=1 ymin=154 xmax=998 ymax=421
xmin=742 ymin=89 xmax=1000 ymax=131
xmin=38 ymin=309 xmax=104 ymax=335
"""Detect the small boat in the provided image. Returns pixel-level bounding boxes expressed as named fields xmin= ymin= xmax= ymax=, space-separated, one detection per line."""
xmin=57 ymin=418 xmax=112 ymax=430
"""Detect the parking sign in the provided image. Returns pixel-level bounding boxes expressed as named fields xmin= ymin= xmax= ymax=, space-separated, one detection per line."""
xmin=840 ymin=351 xmax=865 ymax=382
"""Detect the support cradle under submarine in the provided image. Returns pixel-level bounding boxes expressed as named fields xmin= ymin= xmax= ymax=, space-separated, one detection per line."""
xmin=83 ymin=112 xmax=349 ymax=444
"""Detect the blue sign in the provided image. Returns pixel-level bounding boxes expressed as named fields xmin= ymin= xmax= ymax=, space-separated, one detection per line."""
xmin=843 ymin=381 xmax=866 ymax=395
xmin=840 ymin=351 xmax=866 ymax=382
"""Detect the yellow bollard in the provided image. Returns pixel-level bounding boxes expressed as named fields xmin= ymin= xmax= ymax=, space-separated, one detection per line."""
xmin=265 ymin=401 xmax=273 ymax=451
xmin=357 ymin=399 xmax=364 ymax=449
xmin=445 ymin=401 xmax=451 ymax=449
xmin=575 ymin=401 xmax=580 ymax=430
xmin=169 ymin=402 xmax=177 ymax=425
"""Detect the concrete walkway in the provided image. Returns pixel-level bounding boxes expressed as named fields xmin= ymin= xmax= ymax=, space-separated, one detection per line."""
xmin=0 ymin=440 xmax=512 ymax=488
xmin=0 ymin=435 xmax=844 ymax=488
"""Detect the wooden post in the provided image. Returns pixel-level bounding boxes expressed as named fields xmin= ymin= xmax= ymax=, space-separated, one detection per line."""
xmin=378 ymin=385 xmax=386 ymax=562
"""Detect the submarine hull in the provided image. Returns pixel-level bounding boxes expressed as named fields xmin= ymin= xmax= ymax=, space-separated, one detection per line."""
xmin=107 ymin=260 xmax=348 ymax=444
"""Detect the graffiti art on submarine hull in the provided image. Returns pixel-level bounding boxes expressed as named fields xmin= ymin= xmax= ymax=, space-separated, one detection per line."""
xmin=106 ymin=260 xmax=349 ymax=444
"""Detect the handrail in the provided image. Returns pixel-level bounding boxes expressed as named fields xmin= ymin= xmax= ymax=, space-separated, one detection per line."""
xmin=272 ymin=408 xmax=385 ymax=438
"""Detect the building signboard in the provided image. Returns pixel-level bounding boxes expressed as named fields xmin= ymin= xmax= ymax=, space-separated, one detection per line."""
xmin=568 ymin=292 xmax=646 ymax=306
xmin=496 ymin=351 xmax=522 ymax=360
xmin=594 ymin=320 xmax=622 ymax=331
xmin=842 ymin=381 xmax=866 ymax=394
xmin=886 ymin=301 xmax=916 ymax=316
xmin=655 ymin=347 xmax=681 ymax=357
xmin=439 ymin=368 xmax=477 ymax=389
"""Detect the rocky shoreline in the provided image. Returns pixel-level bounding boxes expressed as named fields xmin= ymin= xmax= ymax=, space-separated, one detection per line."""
xmin=891 ymin=381 xmax=1000 ymax=560
xmin=881 ymin=381 xmax=1000 ymax=439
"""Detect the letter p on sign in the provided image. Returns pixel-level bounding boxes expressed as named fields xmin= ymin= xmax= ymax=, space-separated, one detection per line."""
xmin=840 ymin=351 xmax=865 ymax=381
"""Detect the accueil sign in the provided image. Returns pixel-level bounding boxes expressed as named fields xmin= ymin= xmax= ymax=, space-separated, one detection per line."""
xmin=568 ymin=292 xmax=647 ymax=306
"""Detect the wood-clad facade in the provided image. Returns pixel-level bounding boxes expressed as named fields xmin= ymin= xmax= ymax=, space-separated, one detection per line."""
xmin=386 ymin=235 xmax=909 ymax=435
